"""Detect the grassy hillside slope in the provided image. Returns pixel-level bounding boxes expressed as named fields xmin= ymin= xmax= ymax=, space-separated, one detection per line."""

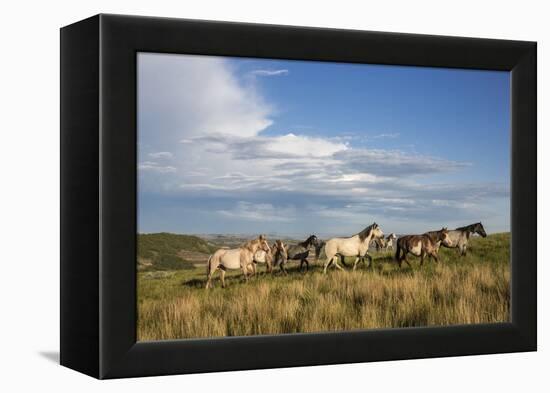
xmin=137 ymin=233 xmax=218 ymax=270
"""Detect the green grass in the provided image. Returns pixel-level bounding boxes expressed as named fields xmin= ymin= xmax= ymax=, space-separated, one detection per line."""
xmin=137 ymin=233 xmax=510 ymax=341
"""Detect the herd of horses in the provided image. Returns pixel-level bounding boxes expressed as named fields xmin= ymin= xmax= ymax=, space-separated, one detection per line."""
xmin=205 ymin=222 xmax=487 ymax=289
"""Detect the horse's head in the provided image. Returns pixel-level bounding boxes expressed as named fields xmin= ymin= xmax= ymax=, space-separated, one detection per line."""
xmin=259 ymin=236 xmax=271 ymax=253
xmin=475 ymin=222 xmax=487 ymax=238
xmin=308 ymin=235 xmax=320 ymax=247
xmin=439 ymin=227 xmax=452 ymax=246
xmin=371 ymin=222 xmax=384 ymax=239
xmin=272 ymin=240 xmax=288 ymax=264
xmin=243 ymin=235 xmax=270 ymax=253
xmin=388 ymin=233 xmax=397 ymax=240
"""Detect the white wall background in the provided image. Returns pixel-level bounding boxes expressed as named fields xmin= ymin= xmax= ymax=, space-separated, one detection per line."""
xmin=0 ymin=0 xmax=546 ymax=390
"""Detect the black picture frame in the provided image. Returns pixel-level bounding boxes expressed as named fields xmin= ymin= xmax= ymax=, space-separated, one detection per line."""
xmin=60 ymin=14 xmax=536 ymax=379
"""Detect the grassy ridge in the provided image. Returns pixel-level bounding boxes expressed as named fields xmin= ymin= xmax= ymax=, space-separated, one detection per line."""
xmin=137 ymin=233 xmax=510 ymax=341
xmin=138 ymin=232 xmax=217 ymax=270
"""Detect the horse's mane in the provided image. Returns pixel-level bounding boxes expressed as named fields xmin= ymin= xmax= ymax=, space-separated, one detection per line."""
xmin=424 ymin=228 xmax=448 ymax=242
xmin=242 ymin=235 xmax=267 ymax=252
xmin=299 ymin=235 xmax=317 ymax=248
xmin=423 ymin=231 xmax=439 ymax=243
xmin=357 ymin=223 xmax=376 ymax=241
xmin=241 ymin=238 xmax=258 ymax=252
xmin=455 ymin=223 xmax=480 ymax=232
xmin=274 ymin=240 xmax=287 ymax=258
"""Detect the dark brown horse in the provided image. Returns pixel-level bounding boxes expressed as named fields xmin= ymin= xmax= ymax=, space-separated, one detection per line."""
xmin=395 ymin=228 xmax=451 ymax=268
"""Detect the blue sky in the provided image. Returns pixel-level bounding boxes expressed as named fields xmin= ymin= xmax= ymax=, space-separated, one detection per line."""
xmin=137 ymin=52 xmax=510 ymax=237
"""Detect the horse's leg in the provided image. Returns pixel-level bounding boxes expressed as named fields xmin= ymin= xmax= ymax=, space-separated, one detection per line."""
xmin=206 ymin=264 xmax=217 ymax=289
xmin=352 ymin=257 xmax=360 ymax=271
xmin=403 ymin=253 xmax=412 ymax=268
xmin=339 ymin=254 xmax=350 ymax=268
xmin=220 ymin=269 xmax=226 ymax=288
xmin=323 ymin=257 xmax=334 ymax=274
xmin=420 ymin=250 xmax=425 ymax=266
xmin=333 ymin=257 xmax=345 ymax=271
xmin=302 ymin=259 xmax=309 ymax=272
xmin=366 ymin=253 xmax=374 ymax=269
xmin=280 ymin=261 xmax=288 ymax=275
xmin=205 ymin=273 xmax=212 ymax=289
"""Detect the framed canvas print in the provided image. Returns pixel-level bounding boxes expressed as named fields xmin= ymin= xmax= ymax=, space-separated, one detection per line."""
xmin=60 ymin=14 xmax=536 ymax=379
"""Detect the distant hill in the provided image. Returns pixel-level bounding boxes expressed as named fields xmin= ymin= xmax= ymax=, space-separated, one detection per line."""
xmin=138 ymin=233 xmax=218 ymax=271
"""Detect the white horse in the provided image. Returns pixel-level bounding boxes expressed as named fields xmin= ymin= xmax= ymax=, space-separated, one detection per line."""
xmin=323 ymin=223 xmax=384 ymax=273
xmin=384 ymin=233 xmax=397 ymax=251
xmin=205 ymin=235 xmax=270 ymax=288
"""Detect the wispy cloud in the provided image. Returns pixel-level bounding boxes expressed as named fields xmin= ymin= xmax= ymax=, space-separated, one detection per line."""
xmin=373 ymin=132 xmax=400 ymax=139
xmin=138 ymin=161 xmax=176 ymax=173
xmin=250 ymin=69 xmax=289 ymax=77
xmin=336 ymin=148 xmax=471 ymax=176
xmin=192 ymin=133 xmax=348 ymax=160
xmin=217 ymin=201 xmax=296 ymax=222
xmin=148 ymin=151 xmax=173 ymax=159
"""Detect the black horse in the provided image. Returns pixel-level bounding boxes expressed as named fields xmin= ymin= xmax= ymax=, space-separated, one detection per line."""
xmin=284 ymin=235 xmax=320 ymax=272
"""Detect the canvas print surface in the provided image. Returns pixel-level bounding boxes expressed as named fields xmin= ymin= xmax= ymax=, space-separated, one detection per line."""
xmin=137 ymin=53 xmax=510 ymax=341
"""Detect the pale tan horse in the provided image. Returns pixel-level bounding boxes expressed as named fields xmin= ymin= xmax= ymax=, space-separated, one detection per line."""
xmin=252 ymin=240 xmax=288 ymax=274
xmin=252 ymin=242 xmax=275 ymax=274
xmin=205 ymin=235 xmax=270 ymax=289
xmin=323 ymin=223 xmax=384 ymax=273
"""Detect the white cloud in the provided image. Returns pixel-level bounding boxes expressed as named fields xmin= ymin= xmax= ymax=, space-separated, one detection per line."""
xmin=250 ymin=69 xmax=289 ymax=77
xmin=138 ymin=53 xmax=273 ymax=145
xmin=193 ymin=132 xmax=348 ymax=160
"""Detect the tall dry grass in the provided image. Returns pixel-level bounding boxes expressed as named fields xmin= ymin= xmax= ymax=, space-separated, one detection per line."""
xmin=137 ymin=233 xmax=510 ymax=341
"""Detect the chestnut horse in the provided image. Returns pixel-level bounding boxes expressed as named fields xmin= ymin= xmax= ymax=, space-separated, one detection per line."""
xmin=395 ymin=228 xmax=451 ymax=268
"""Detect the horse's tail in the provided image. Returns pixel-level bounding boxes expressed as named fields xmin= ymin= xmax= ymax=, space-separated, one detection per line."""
xmin=206 ymin=255 xmax=213 ymax=277
xmin=395 ymin=241 xmax=401 ymax=261
xmin=207 ymin=252 xmax=221 ymax=276
xmin=315 ymin=241 xmax=326 ymax=260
